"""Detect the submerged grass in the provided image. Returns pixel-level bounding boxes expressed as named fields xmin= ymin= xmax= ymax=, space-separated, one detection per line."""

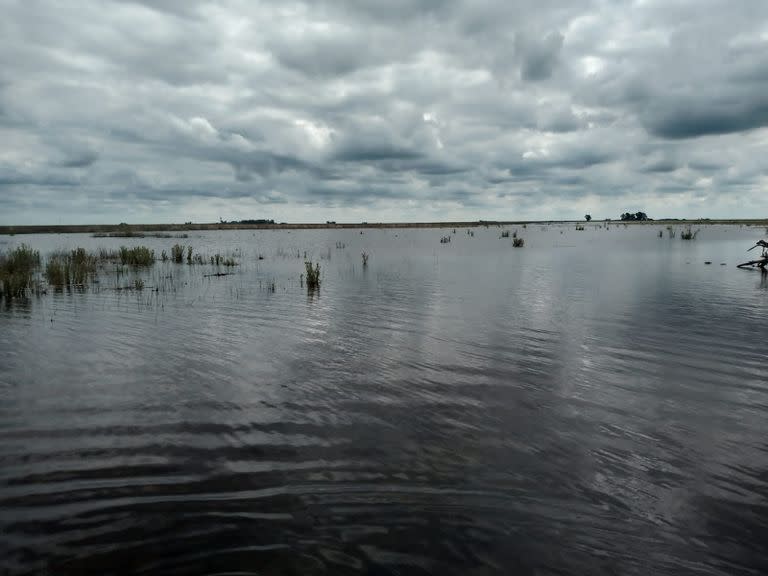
xmin=93 ymin=231 xmax=188 ymax=238
xmin=681 ymin=227 xmax=699 ymax=240
xmin=211 ymin=253 xmax=237 ymax=267
xmin=0 ymin=244 xmax=41 ymax=298
xmin=119 ymin=246 xmax=155 ymax=267
xmin=304 ymin=260 xmax=320 ymax=290
xmin=45 ymin=248 xmax=99 ymax=287
xmin=171 ymin=244 xmax=185 ymax=263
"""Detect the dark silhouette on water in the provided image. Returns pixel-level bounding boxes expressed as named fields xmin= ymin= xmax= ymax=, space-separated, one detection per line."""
xmin=737 ymin=239 xmax=768 ymax=269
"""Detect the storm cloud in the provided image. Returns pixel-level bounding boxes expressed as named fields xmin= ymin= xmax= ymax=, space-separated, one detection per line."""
xmin=1 ymin=0 xmax=767 ymax=224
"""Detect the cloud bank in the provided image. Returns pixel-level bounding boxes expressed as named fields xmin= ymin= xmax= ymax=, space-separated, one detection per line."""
xmin=1 ymin=0 xmax=767 ymax=223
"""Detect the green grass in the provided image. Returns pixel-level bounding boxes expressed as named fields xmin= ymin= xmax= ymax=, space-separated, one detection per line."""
xmin=45 ymin=248 xmax=98 ymax=287
xmin=304 ymin=260 xmax=320 ymax=290
xmin=119 ymin=246 xmax=155 ymax=267
xmin=97 ymin=248 xmax=120 ymax=261
xmin=0 ymin=244 xmax=41 ymax=298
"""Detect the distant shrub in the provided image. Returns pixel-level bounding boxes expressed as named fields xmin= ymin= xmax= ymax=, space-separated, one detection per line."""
xmin=512 ymin=237 xmax=525 ymax=248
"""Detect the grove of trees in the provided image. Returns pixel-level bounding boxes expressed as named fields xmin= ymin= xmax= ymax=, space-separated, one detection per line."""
xmin=620 ymin=212 xmax=649 ymax=221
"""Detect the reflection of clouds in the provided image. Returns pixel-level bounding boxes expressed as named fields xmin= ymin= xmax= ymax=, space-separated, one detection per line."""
xmin=2 ymin=226 xmax=768 ymax=573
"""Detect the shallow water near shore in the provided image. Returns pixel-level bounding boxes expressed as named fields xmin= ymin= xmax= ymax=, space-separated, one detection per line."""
xmin=1 ymin=224 xmax=767 ymax=575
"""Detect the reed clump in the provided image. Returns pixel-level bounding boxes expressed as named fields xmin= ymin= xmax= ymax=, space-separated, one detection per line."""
xmin=45 ymin=248 xmax=99 ymax=287
xmin=171 ymin=244 xmax=185 ymax=263
xmin=680 ymin=227 xmax=699 ymax=240
xmin=512 ymin=237 xmax=525 ymax=247
xmin=119 ymin=246 xmax=155 ymax=267
xmin=304 ymin=260 xmax=320 ymax=290
xmin=361 ymin=252 xmax=369 ymax=266
xmin=98 ymin=248 xmax=120 ymax=261
xmin=211 ymin=253 xmax=237 ymax=267
xmin=0 ymin=244 xmax=41 ymax=298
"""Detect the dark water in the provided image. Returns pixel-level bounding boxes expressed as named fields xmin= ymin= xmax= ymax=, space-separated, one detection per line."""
xmin=1 ymin=224 xmax=767 ymax=575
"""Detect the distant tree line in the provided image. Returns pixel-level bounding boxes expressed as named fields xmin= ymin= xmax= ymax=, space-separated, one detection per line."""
xmin=219 ymin=218 xmax=275 ymax=224
xmin=620 ymin=212 xmax=650 ymax=221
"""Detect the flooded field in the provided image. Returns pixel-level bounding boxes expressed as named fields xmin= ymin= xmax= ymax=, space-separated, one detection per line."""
xmin=1 ymin=224 xmax=767 ymax=575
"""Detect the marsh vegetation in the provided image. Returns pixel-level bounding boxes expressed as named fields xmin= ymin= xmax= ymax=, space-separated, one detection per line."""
xmin=680 ymin=227 xmax=699 ymax=240
xmin=45 ymin=248 xmax=98 ymax=287
xmin=119 ymin=246 xmax=155 ymax=267
xmin=304 ymin=260 xmax=320 ymax=290
xmin=0 ymin=244 xmax=41 ymax=298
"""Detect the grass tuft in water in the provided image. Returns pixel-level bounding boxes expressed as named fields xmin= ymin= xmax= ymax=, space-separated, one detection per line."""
xmin=119 ymin=246 xmax=155 ymax=267
xmin=0 ymin=244 xmax=41 ymax=298
xmin=45 ymin=248 xmax=98 ymax=287
xmin=171 ymin=244 xmax=185 ymax=263
xmin=304 ymin=260 xmax=320 ymax=290
xmin=512 ymin=237 xmax=525 ymax=247
xmin=680 ymin=227 xmax=699 ymax=240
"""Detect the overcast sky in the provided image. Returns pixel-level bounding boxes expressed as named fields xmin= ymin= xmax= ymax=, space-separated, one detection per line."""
xmin=2 ymin=0 xmax=767 ymax=224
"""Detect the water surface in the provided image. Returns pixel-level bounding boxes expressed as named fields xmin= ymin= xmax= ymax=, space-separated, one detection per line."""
xmin=1 ymin=224 xmax=767 ymax=575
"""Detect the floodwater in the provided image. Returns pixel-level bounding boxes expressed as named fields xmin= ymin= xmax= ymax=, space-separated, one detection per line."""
xmin=1 ymin=224 xmax=767 ymax=575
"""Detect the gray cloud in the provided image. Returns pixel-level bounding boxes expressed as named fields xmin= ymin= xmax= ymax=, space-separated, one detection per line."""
xmin=1 ymin=0 xmax=768 ymax=224
xmin=516 ymin=31 xmax=564 ymax=81
xmin=642 ymin=97 xmax=768 ymax=139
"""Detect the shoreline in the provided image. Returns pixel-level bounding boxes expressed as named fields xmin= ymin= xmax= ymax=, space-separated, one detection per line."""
xmin=1 ymin=219 xmax=766 ymax=235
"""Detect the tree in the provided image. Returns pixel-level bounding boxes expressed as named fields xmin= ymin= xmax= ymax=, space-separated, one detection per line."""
xmin=620 ymin=212 xmax=650 ymax=221
xmin=585 ymin=214 xmax=592 ymax=222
